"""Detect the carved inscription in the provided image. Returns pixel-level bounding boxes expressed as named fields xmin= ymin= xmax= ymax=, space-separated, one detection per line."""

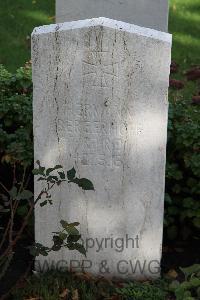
xmin=82 ymin=50 xmax=120 ymax=88
xmin=60 ymin=48 xmax=133 ymax=168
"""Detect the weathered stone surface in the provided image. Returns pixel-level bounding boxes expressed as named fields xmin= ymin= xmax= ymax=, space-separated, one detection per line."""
xmin=32 ymin=17 xmax=172 ymax=279
xmin=56 ymin=0 xmax=169 ymax=32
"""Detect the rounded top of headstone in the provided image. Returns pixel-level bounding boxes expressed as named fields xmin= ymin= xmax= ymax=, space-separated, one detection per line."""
xmin=32 ymin=17 xmax=172 ymax=45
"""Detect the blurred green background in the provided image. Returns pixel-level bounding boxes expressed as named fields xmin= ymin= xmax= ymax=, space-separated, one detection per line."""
xmin=0 ymin=0 xmax=199 ymax=72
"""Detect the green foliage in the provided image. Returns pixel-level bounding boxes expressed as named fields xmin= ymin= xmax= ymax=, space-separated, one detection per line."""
xmin=29 ymin=162 xmax=94 ymax=257
xmin=165 ymin=88 xmax=200 ymax=239
xmin=116 ymin=280 xmax=167 ymax=300
xmin=0 ymin=63 xmax=32 ymax=166
xmin=165 ymin=0 xmax=200 ymax=239
xmin=0 ymin=162 xmax=94 ymax=282
xmin=180 ymin=265 xmax=200 ymax=280
xmin=169 ymin=0 xmax=200 ymax=67
xmin=0 ymin=0 xmax=54 ymax=71
xmin=30 ymin=218 xmax=86 ymax=257
xmin=169 ymin=264 xmax=200 ymax=300
xmin=67 ymin=167 xmax=94 ymax=191
xmin=8 ymin=186 xmax=33 ymax=201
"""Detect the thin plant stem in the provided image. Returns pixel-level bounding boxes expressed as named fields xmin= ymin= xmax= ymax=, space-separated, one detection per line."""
xmin=0 ymin=182 xmax=56 ymax=260
xmin=0 ymin=221 xmax=10 ymax=251
xmin=19 ymin=165 xmax=27 ymax=194
xmin=0 ymin=182 xmax=9 ymax=195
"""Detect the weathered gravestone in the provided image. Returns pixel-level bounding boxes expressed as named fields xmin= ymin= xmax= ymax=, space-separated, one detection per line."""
xmin=56 ymin=0 xmax=169 ymax=32
xmin=32 ymin=17 xmax=172 ymax=279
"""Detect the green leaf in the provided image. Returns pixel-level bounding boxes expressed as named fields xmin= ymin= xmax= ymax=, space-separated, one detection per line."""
xmin=40 ymin=249 xmax=49 ymax=256
xmin=66 ymin=243 xmax=76 ymax=250
xmin=67 ymin=234 xmax=81 ymax=243
xmin=40 ymin=200 xmax=48 ymax=207
xmin=46 ymin=165 xmax=62 ymax=176
xmin=189 ymin=277 xmax=200 ymax=288
xmin=73 ymin=178 xmax=94 ymax=190
xmin=46 ymin=168 xmax=55 ymax=176
xmin=180 ymin=264 xmax=200 ymax=279
xmin=18 ymin=189 xmax=33 ymax=200
xmin=47 ymin=175 xmax=58 ymax=182
xmin=183 ymin=291 xmax=192 ymax=298
xmin=32 ymin=169 xmax=40 ymax=175
xmin=73 ymin=243 xmax=86 ymax=256
xmin=51 ymin=244 xmax=62 ymax=251
xmin=65 ymin=226 xmax=79 ymax=236
xmin=60 ymin=220 xmax=68 ymax=229
xmin=9 ymin=186 xmax=17 ymax=198
xmin=54 ymin=165 xmax=63 ymax=170
xmin=28 ymin=246 xmax=40 ymax=257
xmin=17 ymin=205 xmax=28 ymax=216
xmin=52 ymin=235 xmax=63 ymax=251
xmin=59 ymin=232 xmax=68 ymax=241
xmin=193 ymin=218 xmax=200 ymax=229
xmin=67 ymin=167 xmax=76 ymax=180
xmin=32 ymin=167 xmax=45 ymax=176
xmin=60 ymin=220 xmax=80 ymax=235
xmin=52 ymin=235 xmax=63 ymax=244
xmin=169 ymin=280 xmax=180 ymax=291
xmin=29 ymin=243 xmax=50 ymax=257
xmin=58 ymin=171 xmax=65 ymax=180
xmin=37 ymin=177 xmax=46 ymax=181
xmin=68 ymin=222 xmax=80 ymax=227
xmin=165 ymin=193 xmax=172 ymax=204
xmin=60 ymin=220 xmax=79 ymax=228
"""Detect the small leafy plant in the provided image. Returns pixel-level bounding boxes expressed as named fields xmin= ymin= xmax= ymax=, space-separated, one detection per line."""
xmin=165 ymin=62 xmax=200 ymax=241
xmin=116 ymin=280 xmax=167 ymax=300
xmin=0 ymin=63 xmax=32 ymax=166
xmin=169 ymin=264 xmax=200 ymax=300
xmin=0 ymin=161 xmax=94 ymax=282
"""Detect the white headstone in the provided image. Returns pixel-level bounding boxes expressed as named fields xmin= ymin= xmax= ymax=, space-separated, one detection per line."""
xmin=32 ymin=17 xmax=171 ymax=280
xmin=56 ymin=0 xmax=169 ymax=32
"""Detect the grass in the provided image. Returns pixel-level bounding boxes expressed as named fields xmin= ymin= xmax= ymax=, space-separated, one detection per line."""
xmin=169 ymin=0 xmax=200 ymax=67
xmin=167 ymin=0 xmax=200 ymax=112
xmin=12 ymin=270 xmax=116 ymax=300
xmin=12 ymin=269 xmax=169 ymax=300
xmin=0 ymin=0 xmax=200 ymax=72
xmin=0 ymin=0 xmax=55 ymax=72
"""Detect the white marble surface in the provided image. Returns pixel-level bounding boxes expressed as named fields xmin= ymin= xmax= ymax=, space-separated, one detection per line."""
xmin=32 ymin=17 xmax=172 ymax=279
xmin=56 ymin=0 xmax=169 ymax=32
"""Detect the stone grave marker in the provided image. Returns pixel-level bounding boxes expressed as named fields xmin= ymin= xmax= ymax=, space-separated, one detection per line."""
xmin=56 ymin=0 xmax=169 ymax=32
xmin=32 ymin=17 xmax=172 ymax=279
